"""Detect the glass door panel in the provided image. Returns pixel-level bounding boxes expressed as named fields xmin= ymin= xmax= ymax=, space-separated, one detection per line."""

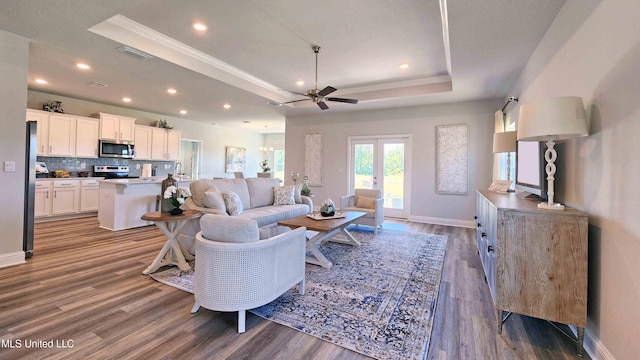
xmin=354 ymin=143 xmax=374 ymax=189
xmin=382 ymin=142 xmax=405 ymax=211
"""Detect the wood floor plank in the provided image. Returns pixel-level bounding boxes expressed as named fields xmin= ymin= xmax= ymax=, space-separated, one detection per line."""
xmin=0 ymin=217 xmax=588 ymax=359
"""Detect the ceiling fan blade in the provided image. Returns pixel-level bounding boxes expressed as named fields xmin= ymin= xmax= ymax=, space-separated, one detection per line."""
xmin=318 ymin=86 xmax=337 ymax=97
xmin=317 ymin=101 xmax=329 ymax=110
xmin=280 ymin=98 xmax=310 ymax=105
xmin=326 ymin=97 xmax=358 ymax=104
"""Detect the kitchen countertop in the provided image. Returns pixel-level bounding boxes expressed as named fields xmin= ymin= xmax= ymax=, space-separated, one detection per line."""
xmin=100 ymin=177 xmax=193 ymax=186
xmin=36 ymin=177 xmax=105 ymax=181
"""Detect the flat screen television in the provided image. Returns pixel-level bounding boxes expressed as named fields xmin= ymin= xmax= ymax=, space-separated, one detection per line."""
xmin=515 ymin=140 xmax=547 ymax=199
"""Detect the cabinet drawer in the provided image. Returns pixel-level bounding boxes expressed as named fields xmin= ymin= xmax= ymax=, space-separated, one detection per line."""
xmin=81 ymin=179 xmax=99 ymax=187
xmin=54 ymin=180 xmax=79 ymax=188
xmin=35 ymin=181 xmax=52 ymax=189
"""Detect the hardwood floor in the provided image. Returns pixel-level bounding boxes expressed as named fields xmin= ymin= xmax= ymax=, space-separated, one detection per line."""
xmin=0 ymin=217 xmax=587 ymax=359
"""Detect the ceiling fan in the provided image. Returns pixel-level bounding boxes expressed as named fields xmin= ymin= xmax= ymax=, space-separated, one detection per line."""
xmin=280 ymin=45 xmax=358 ymax=110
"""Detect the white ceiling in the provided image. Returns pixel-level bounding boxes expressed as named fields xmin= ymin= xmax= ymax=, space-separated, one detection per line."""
xmin=0 ymin=0 xmax=565 ymax=133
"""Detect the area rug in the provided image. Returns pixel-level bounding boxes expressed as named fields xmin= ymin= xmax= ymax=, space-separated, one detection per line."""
xmin=150 ymin=228 xmax=447 ymax=360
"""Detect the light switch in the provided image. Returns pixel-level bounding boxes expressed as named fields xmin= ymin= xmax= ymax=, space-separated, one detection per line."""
xmin=4 ymin=161 xmax=16 ymax=172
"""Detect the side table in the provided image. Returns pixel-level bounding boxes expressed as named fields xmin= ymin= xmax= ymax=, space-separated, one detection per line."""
xmin=141 ymin=210 xmax=202 ymax=275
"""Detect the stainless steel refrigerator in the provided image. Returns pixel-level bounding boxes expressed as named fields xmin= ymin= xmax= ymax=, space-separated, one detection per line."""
xmin=24 ymin=121 xmax=36 ymax=258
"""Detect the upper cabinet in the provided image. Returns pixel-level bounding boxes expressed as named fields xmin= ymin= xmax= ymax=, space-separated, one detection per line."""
xmin=26 ymin=109 xmax=50 ymax=156
xmin=133 ymin=125 xmax=153 ymax=160
xmin=27 ymin=109 xmax=98 ymax=158
xmin=48 ymin=114 xmax=77 ymax=157
xmin=99 ymin=113 xmax=136 ymax=142
xmin=75 ymin=118 xmax=99 ymax=158
xmin=151 ymin=128 xmax=181 ymax=160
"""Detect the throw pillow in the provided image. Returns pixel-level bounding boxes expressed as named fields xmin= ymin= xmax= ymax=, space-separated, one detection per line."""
xmin=355 ymin=195 xmax=377 ymax=209
xmin=203 ymin=186 xmax=226 ymax=211
xmin=273 ymin=186 xmax=295 ymax=205
xmin=293 ymin=183 xmax=303 ymax=204
xmin=222 ymin=190 xmax=243 ymax=215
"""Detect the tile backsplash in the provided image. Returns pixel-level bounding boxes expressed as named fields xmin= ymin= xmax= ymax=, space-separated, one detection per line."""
xmin=37 ymin=157 xmax=176 ymax=178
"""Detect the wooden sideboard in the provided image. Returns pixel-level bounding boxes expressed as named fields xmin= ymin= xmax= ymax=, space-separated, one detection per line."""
xmin=475 ymin=190 xmax=588 ymax=355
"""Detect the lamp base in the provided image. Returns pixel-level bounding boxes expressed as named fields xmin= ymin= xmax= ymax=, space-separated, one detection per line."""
xmin=538 ymin=202 xmax=565 ymax=211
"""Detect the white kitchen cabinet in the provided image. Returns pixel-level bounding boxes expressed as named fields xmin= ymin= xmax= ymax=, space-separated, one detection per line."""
xmin=80 ymin=179 xmax=100 ymax=212
xmin=75 ymin=117 xmax=99 ymax=158
xmin=134 ymin=125 xmax=153 ymax=160
xmin=151 ymin=128 xmax=181 ymax=160
xmin=99 ymin=113 xmax=136 ymax=142
xmin=52 ymin=180 xmax=80 ymax=215
xmin=48 ymin=114 xmax=77 ymax=157
xmin=166 ymin=130 xmax=181 ymax=160
xmin=34 ymin=181 xmax=52 ymax=217
xmin=26 ymin=109 xmax=50 ymax=156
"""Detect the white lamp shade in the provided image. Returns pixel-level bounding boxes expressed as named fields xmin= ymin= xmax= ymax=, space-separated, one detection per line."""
xmin=493 ymin=131 xmax=517 ymax=153
xmin=517 ymin=96 xmax=588 ymax=141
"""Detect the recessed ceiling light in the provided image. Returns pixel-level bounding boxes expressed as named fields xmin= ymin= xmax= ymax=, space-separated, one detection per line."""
xmin=296 ymin=80 xmax=305 ymax=86
xmin=122 ymin=97 xmax=132 ymax=103
xmin=180 ymin=110 xmax=187 ymax=115
xmin=167 ymin=88 xmax=177 ymax=94
xmin=76 ymin=63 xmax=91 ymax=70
xmin=35 ymin=79 xmax=48 ymax=84
xmin=193 ymin=23 xmax=208 ymax=31
xmin=399 ymin=63 xmax=409 ymax=70
xmin=223 ymin=104 xmax=231 ymax=109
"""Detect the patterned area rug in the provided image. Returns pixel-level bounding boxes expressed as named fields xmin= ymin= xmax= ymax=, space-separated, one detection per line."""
xmin=150 ymin=228 xmax=447 ymax=360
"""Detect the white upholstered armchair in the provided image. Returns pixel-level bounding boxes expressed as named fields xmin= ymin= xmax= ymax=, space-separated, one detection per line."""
xmin=191 ymin=214 xmax=306 ymax=333
xmin=340 ymin=188 xmax=384 ymax=235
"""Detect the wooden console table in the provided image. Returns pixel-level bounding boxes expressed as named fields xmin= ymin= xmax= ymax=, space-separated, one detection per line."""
xmin=141 ymin=210 xmax=201 ymax=275
xmin=475 ymin=190 xmax=588 ymax=355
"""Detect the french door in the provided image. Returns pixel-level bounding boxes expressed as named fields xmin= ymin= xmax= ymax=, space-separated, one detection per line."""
xmin=348 ymin=136 xmax=411 ymax=218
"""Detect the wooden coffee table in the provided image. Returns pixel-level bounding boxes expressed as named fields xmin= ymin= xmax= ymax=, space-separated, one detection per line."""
xmin=278 ymin=211 xmax=366 ymax=268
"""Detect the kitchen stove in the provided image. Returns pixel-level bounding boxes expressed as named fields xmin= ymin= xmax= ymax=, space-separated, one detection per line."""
xmin=93 ymin=165 xmax=140 ymax=179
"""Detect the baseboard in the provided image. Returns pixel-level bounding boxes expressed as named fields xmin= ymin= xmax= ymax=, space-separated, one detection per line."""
xmin=584 ymin=328 xmax=616 ymax=360
xmin=0 ymin=251 xmax=26 ymax=269
xmin=408 ymin=215 xmax=475 ymax=228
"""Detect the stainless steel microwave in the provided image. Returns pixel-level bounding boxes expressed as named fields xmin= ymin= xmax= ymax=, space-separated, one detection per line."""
xmin=99 ymin=140 xmax=135 ymax=158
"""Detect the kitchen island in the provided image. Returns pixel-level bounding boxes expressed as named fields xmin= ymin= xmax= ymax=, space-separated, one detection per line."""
xmin=98 ymin=177 xmax=193 ymax=231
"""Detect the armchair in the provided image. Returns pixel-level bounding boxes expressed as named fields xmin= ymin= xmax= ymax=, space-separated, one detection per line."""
xmin=191 ymin=214 xmax=306 ymax=333
xmin=340 ymin=189 xmax=384 ymax=235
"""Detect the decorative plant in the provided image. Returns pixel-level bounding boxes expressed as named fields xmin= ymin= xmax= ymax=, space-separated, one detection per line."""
xmin=163 ymin=185 xmax=191 ymax=207
xmin=301 ymin=175 xmax=311 ymax=195
xmin=260 ymin=159 xmax=271 ymax=172
xmin=159 ymin=119 xmax=173 ymax=130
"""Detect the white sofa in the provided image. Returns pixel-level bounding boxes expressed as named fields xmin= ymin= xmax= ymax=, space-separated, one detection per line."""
xmin=178 ymin=178 xmax=312 ymax=254
xmin=191 ymin=214 xmax=306 ymax=333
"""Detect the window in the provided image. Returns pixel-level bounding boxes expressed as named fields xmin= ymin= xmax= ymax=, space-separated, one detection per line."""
xmin=273 ymin=149 xmax=285 ymax=181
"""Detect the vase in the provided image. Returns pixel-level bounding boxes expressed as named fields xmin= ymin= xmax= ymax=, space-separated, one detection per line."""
xmin=161 ymin=174 xmax=178 ymax=213
xmin=320 ymin=198 xmax=336 ymax=217
xmin=301 ymin=176 xmax=311 ymax=196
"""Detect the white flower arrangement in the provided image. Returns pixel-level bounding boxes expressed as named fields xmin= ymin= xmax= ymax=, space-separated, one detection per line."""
xmin=163 ymin=185 xmax=191 ymax=207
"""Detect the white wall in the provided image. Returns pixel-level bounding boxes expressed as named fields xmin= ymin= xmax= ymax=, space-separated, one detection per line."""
xmin=0 ymin=30 xmax=29 ymax=267
xmin=27 ymin=91 xmax=266 ymax=178
xmin=506 ymin=1 xmax=640 ymax=358
xmin=285 ymin=100 xmax=498 ymax=225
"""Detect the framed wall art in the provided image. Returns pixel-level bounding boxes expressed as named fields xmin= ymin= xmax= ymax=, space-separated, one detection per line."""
xmin=225 ymin=146 xmax=246 ymax=173
xmin=436 ymin=124 xmax=468 ymax=195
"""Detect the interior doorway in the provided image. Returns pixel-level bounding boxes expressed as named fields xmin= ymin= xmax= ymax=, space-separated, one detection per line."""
xmin=348 ymin=135 xmax=412 ymax=218
xmin=179 ymin=138 xmax=203 ymax=179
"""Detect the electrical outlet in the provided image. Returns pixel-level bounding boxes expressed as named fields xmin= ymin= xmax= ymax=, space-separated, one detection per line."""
xmin=80 ymin=163 xmax=86 ymax=169
xmin=136 ymin=164 xmax=140 ymax=169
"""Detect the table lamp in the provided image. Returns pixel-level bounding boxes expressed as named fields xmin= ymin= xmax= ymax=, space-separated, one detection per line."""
xmin=517 ymin=96 xmax=588 ymax=210
xmin=492 ymin=131 xmax=517 ymax=186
